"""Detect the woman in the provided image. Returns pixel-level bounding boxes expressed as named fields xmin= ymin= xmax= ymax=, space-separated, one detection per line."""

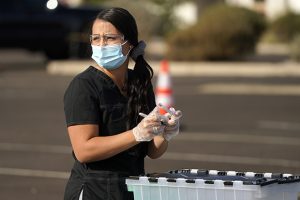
xmin=63 ymin=7 xmax=182 ymax=200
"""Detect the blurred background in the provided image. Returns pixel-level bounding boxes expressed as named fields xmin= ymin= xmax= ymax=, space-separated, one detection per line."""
xmin=0 ymin=0 xmax=300 ymax=199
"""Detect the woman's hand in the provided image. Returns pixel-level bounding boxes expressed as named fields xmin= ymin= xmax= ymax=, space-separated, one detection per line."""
xmin=163 ymin=108 xmax=182 ymax=141
xmin=132 ymin=107 xmax=165 ymax=142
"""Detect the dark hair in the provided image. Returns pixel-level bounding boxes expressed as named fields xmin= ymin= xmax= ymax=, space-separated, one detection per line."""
xmin=95 ymin=7 xmax=154 ymax=127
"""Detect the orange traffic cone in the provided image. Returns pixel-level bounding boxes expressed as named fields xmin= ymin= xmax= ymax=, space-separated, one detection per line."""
xmin=155 ymin=60 xmax=174 ymax=115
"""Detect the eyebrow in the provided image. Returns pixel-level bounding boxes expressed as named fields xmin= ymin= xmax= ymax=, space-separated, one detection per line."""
xmin=92 ymin=33 xmax=121 ymax=36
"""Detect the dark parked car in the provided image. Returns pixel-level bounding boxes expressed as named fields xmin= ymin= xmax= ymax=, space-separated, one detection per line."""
xmin=0 ymin=0 xmax=102 ymax=59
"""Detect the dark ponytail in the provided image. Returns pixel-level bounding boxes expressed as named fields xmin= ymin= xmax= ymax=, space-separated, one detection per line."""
xmin=128 ymin=55 xmax=153 ymax=126
xmin=95 ymin=8 xmax=154 ymax=127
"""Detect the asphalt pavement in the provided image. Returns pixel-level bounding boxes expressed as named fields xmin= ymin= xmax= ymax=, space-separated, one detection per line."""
xmin=0 ymin=50 xmax=300 ymax=199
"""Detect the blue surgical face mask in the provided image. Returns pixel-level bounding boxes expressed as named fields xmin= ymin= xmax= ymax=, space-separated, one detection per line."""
xmin=91 ymin=41 xmax=129 ymax=70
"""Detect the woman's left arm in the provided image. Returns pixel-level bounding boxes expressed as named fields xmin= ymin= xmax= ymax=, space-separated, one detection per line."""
xmin=146 ymin=84 xmax=169 ymax=159
xmin=147 ymin=135 xmax=168 ymax=159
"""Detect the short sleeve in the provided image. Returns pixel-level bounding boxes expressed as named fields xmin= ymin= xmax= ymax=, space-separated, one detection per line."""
xmin=64 ymin=77 xmax=100 ymax=126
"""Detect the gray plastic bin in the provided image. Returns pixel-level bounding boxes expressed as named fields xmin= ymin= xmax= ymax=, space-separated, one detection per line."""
xmin=126 ymin=169 xmax=300 ymax=200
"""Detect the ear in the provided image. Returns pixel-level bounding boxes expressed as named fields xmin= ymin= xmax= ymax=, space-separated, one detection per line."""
xmin=127 ymin=45 xmax=133 ymax=53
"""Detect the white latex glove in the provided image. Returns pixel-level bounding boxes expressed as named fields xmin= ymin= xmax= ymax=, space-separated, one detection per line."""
xmin=132 ymin=107 xmax=165 ymax=142
xmin=163 ymin=108 xmax=182 ymax=141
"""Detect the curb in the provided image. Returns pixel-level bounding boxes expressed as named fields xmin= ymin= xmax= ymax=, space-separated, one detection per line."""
xmin=46 ymin=60 xmax=300 ymax=77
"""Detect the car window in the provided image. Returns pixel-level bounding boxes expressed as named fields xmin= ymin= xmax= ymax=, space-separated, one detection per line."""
xmin=23 ymin=0 xmax=48 ymax=12
xmin=0 ymin=1 xmax=24 ymax=13
xmin=0 ymin=0 xmax=50 ymax=13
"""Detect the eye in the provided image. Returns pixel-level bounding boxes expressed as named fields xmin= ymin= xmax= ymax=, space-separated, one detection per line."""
xmin=92 ymin=35 xmax=100 ymax=41
xmin=105 ymin=35 xmax=118 ymax=41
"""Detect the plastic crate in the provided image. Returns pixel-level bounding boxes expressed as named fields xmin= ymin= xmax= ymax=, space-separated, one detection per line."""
xmin=126 ymin=169 xmax=300 ymax=200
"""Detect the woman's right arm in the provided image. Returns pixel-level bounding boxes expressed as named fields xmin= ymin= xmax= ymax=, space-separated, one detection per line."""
xmin=68 ymin=124 xmax=138 ymax=163
xmin=68 ymin=106 xmax=165 ymax=163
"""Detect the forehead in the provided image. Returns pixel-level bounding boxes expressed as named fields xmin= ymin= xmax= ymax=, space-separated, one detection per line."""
xmin=92 ymin=19 xmax=121 ymax=35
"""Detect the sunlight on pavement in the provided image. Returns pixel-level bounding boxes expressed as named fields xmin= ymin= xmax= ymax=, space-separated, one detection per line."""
xmin=198 ymin=83 xmax=300 ymax=96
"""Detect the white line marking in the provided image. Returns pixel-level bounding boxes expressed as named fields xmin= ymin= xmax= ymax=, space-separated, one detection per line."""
xmin=0 ymin=143 xmax=71 ymax=154
xmin=1 ymin=129 xmax=299 ymax=157
xmin=258 ymin=121 xmax=300 ymax=131
xmin=48 ymin=61 xmax=300 ymax=77
xmin=0 ymin=133 xmax=299 ymax=179
xmin=174 ymin=132 xmax=300 ymax=146
xmin=2 ymin=152 xmax=300 ymax=179
xmin=160 ymin=152 xmax=300 ymax=168
xmin=198 ymin=83 xmax=300 ymax=96
xmin=0 ymin=167 xmax=70 ymax=179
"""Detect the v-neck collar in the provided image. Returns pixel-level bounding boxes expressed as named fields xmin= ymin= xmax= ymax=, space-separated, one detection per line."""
xmin=89 ymin=66 xmax=129 ymax=99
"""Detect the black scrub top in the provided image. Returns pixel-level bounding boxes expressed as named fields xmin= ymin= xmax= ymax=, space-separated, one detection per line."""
xmin=64 ymin=66 xmax=156 ymax=176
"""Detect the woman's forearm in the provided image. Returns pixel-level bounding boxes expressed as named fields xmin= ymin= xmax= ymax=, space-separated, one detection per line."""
xmin=147 ymin=136 xmax=168 ymax=159
xmin=71 ymin=129 xmax=139 ymax=163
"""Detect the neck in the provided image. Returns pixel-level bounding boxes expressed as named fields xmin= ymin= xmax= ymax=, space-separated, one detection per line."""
xmin=95 ymin=63 xmax=128 ymax=92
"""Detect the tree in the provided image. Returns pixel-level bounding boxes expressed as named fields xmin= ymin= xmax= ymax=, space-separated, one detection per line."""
xmin=81 ymin=0 xmax=225 ymax=37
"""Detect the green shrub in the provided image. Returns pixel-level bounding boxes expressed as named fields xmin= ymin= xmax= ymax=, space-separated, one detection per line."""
xmin=166 ymin=4 xmax=266 ymax=61
xmin=101 ymin=0 xmax=160 ymax=41
xmin=290 ymin=34 xmax=300 ymax=61
xmin=270 ymin=12 xmax=300 ymax=43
